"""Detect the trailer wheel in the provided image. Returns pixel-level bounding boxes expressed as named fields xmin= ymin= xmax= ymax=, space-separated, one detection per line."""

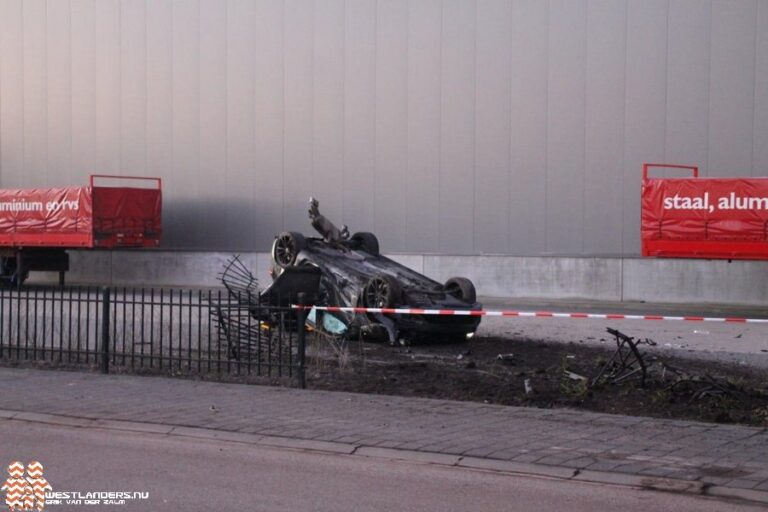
xmin=271 ymin=231 xmax=306 ymax=268
xmin=351 ymin=232 xmax=379 ymax=255
xmin=363 ymin=274 xmax=402 ymax=309
xmin=444 ymin=277 xmax=476 ymax=303
xmin=11 ymin=270 xmax=29 ymax=287
xmin=0 ymin=257 xmax=11 ymax=277
xmin=0 ymin=257 xmax=27 ymax=288
xmin=0 ymin=257 xmax=10 ymax=287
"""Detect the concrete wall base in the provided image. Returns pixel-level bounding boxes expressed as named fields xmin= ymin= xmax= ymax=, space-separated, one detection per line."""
xmin=28 ymin=250 xmax=768 ymax=306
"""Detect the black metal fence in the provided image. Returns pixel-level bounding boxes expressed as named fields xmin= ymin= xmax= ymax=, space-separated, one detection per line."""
xmin=0 ymin=286 xmax=307 ymax=387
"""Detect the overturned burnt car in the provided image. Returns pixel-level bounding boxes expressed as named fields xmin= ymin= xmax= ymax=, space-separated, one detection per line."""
xmin=270 ymin=198 xmax=481 ymax=343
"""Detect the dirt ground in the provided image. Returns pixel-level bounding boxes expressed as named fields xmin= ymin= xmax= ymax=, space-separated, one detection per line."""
xmin=3 ymin=329 xmax=766 ymax=428
xmin=306 ymin=332 xmax=768 ymax=427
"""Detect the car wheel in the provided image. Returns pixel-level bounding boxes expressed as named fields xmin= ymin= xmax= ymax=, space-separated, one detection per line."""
xmin=351 ymin=232 xmax=379 ymax=255
xmin=363 ymin=274 xmax=402 ymax=308
xmin=444 ymin=277 xmax=476 ymax=303
xmin=271 ymin=231 xmax=306 ymax=268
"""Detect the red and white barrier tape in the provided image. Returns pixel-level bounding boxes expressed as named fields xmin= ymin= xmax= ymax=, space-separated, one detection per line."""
xmin=292 ymin=305 xmax=768 ymax=324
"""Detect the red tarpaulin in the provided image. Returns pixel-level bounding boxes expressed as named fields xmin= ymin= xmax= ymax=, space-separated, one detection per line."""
xmin=92 ymin=186 xmax=162 ymax=248
xmin=641 ymin=164 xmax=768 ymax=259
xmin=0 ymin=176 xmax=161 ymax=249
xmin=0 ymin=187 xmax=94 ymax=247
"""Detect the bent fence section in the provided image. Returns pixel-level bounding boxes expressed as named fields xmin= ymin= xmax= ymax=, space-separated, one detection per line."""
xmin=0 ymin=286 xmax=307 ymax=387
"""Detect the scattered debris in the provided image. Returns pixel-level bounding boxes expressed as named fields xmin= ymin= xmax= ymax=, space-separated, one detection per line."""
xmin=587 ymin=328 xmax=758 ymax=411
xmin=496 ymin=353 xmax=515 ymax=363
xmin=524 ymin=378 xmax=534 ymax=395
xmin=307 ymin=335 xmax=768 ymax=426
xmin=591 ymin=328 xmax=655 ymax=387
xmin=659 ymin=363 xmax=748 ymax=403
xmin=565 ymin=371 xmax=587 ymax=382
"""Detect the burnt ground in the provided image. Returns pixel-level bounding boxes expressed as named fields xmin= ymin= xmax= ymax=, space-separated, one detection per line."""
xmin=306 ymin=334 xmax=768 ymax=427
xmin=2 ymin=331 xmax=766 ymax=428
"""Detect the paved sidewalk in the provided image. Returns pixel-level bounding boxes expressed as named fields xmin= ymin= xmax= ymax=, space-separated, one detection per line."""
xmin=1 ymin=368 xmax=767 ymax=502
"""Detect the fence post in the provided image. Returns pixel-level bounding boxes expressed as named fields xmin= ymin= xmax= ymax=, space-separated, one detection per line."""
xmin=296 ymin=292 xmax=307 ymax=389
xmin=100 ymin=287 xmax=110 ymax=374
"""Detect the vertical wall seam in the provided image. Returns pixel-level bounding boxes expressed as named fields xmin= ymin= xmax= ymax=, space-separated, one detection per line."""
xmin=372 ymin=0 xmax=378 ymax=233
xmin=705 ymin=0 xmax=713 ymax=176
xmin=91 ymin=0 xmax=96 ymax=173
xmin=341 ymin=0 xmax=346 ymax=225
xmin=506 ymin=0 xmax=513 ymax=255
xmin=581 ymin=0 xmax=587 ymax=255
xmin=71 ymin=1 xmax=78 ymax=174
xmin=0 ymin=4 xmax=4 ymax=187
xmin=544 ymin=0 xmax=550 ymax=253
xmin=751 ymin=0 xmax=759 ymax=176
xmin=437 ymin=0 xmax=443 ymax=254
xmin=280 ymin=0 xmax=286 ymax=230
xmin=472 ymin=0 xmax=477 ymax=254
xmin=66 ymin=0 xmax=73 ymax=181
xmin=0 ymin=4 xmax=3 ymax=186
xmin=404 ymin=0 xmax=410 ymax=250
xmin=621 ymin=0 xmax=628 ymax=257
xmin=310 ymin=0 xmax=316 ymax=195
xmin=68 ymin=0 xmax=73 ymax=178
xmin=118 ymin=0 xmax=123 ymax=176
xmin=661 ymin=0 xmax=670 ymax=161
xmin=44 ymin=0 xmax=49 ymax=184
xmin=21 ymin=1 xmax=27 ymax=182
xmin=404 ymin=0 xmax=409 ymax=247
xmin=143 ymin=0 xmax=148 ymax=178
xmin=223 ymin=0 xmax=229 ymax=243
xmin=197 ymin=0 xmax=203 ymax=247
xmin=169 ymin=1 xmax=174 ymax=247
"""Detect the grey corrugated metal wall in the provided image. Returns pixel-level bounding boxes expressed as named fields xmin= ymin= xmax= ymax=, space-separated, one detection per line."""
xmin=0 ymin=0 xmax=766 ymax=255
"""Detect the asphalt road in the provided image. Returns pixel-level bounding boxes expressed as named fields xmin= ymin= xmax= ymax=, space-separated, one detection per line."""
xmin=0 ymin=420 xmax=761 ymax=512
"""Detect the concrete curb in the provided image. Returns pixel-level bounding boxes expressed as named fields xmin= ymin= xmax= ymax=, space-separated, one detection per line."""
xmin=1 ymin=409 xmax=766 ymax=506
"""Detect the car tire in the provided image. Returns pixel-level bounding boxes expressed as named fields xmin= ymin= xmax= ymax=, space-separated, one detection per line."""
xmin=271 ymin=231 xmax=306 ymax=268
xmin=363 ymin=274 xmax=402 ymax=308
xmin=351 ymin=232 xmax=379 ymax=255
xmin=444 ymin=277 xmax=476 ymax=303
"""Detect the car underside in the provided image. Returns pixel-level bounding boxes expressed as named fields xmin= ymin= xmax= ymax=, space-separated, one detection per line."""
xmin=267 ymin=198 xmax=481 ymax=343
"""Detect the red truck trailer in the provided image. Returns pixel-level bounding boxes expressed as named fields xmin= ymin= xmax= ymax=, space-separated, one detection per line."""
xmin=0 ymin=175 xmax=162 ymax=286
xmin=641 ymin=163 xmax=768 ymax=259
